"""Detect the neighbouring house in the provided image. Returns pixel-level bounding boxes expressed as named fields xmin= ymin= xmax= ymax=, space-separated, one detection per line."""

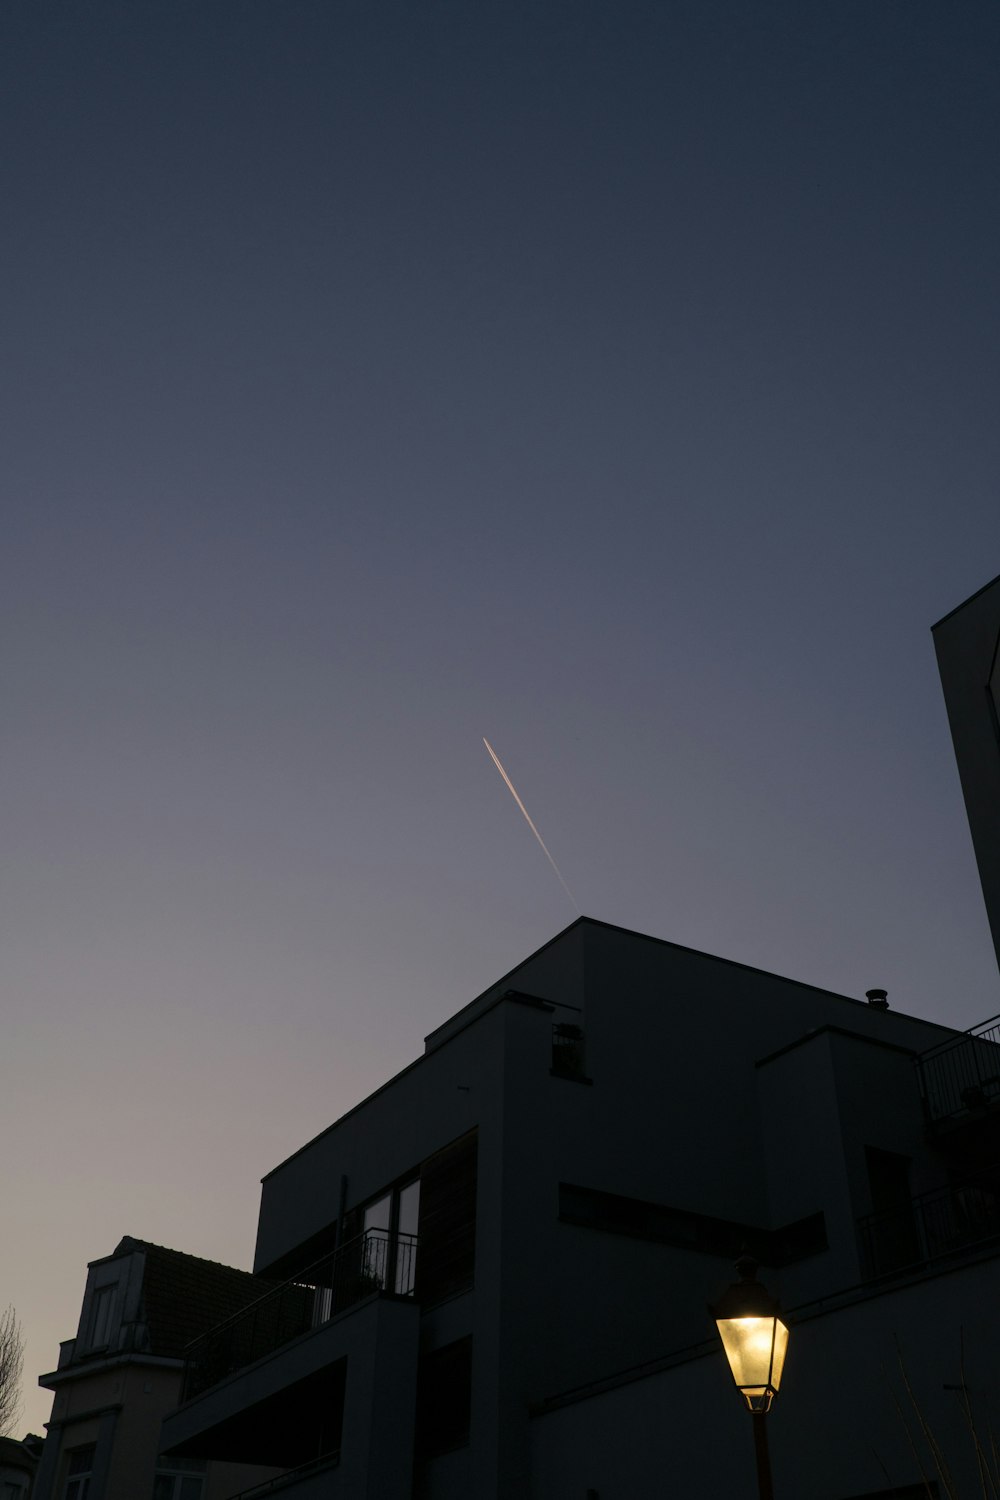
xmin=35 ymin=1238 xmax=283 ymax=1500
xmin=0 ymin=1433 xmax=43 ymax=1500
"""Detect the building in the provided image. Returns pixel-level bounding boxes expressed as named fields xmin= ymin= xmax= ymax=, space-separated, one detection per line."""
xmin=933 ymin=569 xmax=1000 ymax=973
xmin=0 ymin=1434 xmax=42 ymax=1500
xmin=35 ymin=1238 xmax=282 ymax=1500
xmin=158 ymin=917 xmax=1000 ymax=1499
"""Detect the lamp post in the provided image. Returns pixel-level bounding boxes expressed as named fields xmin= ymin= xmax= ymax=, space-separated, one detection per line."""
xmin=710 ymin=1255 xmax=789 ymax=1500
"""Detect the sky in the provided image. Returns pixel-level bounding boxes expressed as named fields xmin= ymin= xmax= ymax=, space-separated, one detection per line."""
xmin=2 ymin=0 xmax=999 ymax=1437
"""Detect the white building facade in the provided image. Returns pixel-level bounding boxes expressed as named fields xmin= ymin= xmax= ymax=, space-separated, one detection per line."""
xmin=160 ymin=917 xmax=1000 ymax=1499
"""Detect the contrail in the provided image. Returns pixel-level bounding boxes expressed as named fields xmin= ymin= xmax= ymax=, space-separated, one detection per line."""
xmin=483 ymin=738 xmax=579 ymax=912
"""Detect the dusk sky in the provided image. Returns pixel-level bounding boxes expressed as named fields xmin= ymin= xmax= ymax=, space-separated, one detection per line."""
xmin=3 ymin=1 xmax=999 ymax=1435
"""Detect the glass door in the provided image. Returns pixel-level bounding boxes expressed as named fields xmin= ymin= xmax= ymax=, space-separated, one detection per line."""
xmin=363 ymin=1193 xmax=392 ymax=1288
xmin=394 ymin=1179 xmax=420 ymax=1293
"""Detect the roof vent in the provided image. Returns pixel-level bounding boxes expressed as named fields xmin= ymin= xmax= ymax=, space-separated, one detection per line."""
xmin=865 ymin=988 xmax=889 ymax=1011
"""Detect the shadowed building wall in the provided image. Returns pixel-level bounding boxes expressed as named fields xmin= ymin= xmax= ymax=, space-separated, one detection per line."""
xmin=933 ymin=572 xmax=1000 ymax=974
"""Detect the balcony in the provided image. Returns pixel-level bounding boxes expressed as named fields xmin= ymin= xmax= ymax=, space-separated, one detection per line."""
xmin=915 ymin=1015 xmax=1000 ymax=1136
xmin=184 ymin=1228 xmax=417 ymax=1401
xmin=858 ymin=1170 xmax=1000 ymax=1280
xmin=161 ymin=1273 xmax=420 ymax=1492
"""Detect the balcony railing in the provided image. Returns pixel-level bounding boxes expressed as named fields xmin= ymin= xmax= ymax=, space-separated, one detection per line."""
xmin=915 ymin=1015 xmax=1000 ymax=1128
xmin=858 ymin=1171 xmax=1000 ymax=1279
xmin=183 ymin=1228 xmax=418 ymax=1401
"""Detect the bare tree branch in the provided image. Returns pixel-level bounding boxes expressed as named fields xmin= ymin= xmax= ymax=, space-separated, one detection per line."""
xmin=0 ymin=1306 xmax=24 ymax=1437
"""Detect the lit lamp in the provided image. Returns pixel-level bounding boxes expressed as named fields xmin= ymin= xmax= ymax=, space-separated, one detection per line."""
xmin=710 ymin=1255 xmax=789 ymax=1500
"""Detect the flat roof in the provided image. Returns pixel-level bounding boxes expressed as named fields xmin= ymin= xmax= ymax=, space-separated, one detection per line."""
xmin=260 ymin=915 xmax=959 ymax=1182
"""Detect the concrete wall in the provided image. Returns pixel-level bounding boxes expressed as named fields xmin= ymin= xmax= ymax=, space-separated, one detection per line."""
xmin=933 ymin=573 xmax=1000 ymax=974
xmin=488 ymin=923 xmax=951 ymax=1389
xmin=107 ymin=1366 xmax=180 ymax=1497
xmin=757 ymin=1030 xmax=858 ymax=1295
xmin=529 ymin=1253 xmax=1000 ymax=1499
xmin=757 ymin=1025 xmax=950 ymax=1303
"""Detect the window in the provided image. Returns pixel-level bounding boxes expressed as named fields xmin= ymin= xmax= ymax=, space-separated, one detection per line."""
xmin=355 ymin=1180 xmax=420 ymax=1294
xmin=862 ymin=1148 xmax=919 ymax=1275
xmin=414 ymin=1338 xmax=472 ymax=1459
xmin=64 ymin=1446 xmax=95 ymax=1500
xmin=153 ymin=1458 xmax=206 ymax=1500
xmin=395 ymin=1179 xmax=420 ymax=1294
xmin=328 ymin=1176 xmax=422 ymax=1316
xmin=551 ymin=1023 xmax=586 ymax=1079
xmin=88 ymin=1284 xmax=117 ymax=1349
xmin=329 ymin=1132 xmax=477 ymax=1318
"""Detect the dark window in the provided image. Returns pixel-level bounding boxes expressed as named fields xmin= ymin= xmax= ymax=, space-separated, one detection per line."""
xmin=414 ymin=1338 xmax=472 ymax=1460
xmin=395 ymin=1179 xmax=420 ymax=1294
xmin=551 ymin=1023 xmax=586 ymax=1079
xmin=64 ymin=1447 xmax=95 ymax=1500
xmin=153 ymin=1460 xmax=206 ymax=1500
xmin=417 ymin=1131 xmax=477 ymax=1304
xmin=863 ymin=1148 xmax=919 ymax=1275
xmin=866 ymin=1148 xmax=913 ymax=1213
xmin=88 ymin=1284 xmax=117 ymax=1348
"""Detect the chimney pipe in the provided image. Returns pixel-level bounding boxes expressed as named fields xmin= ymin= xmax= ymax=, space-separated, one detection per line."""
xmin=865 ymin=988 xmax=889 ymax=1011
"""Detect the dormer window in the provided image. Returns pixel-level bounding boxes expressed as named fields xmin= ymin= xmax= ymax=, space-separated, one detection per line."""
xmin=88 ymin=1284 xmax=117 ymax=1349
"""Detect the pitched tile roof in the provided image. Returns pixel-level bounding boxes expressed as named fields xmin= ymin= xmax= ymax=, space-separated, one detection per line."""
xmin=111 ymin=1236 xmax=274 ymax=1358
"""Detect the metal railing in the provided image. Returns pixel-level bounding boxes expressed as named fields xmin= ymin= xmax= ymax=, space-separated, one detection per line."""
xmin=858 ymin=1171 xmax=1000 ymax=1279
xmin=915 ymin=1014 xmax=1000 ymax=1127
xmin=183 ymin=1228 xmax=418 ymax=1401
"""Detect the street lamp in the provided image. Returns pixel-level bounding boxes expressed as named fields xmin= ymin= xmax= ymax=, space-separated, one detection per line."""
xmin=710 ymin=1254 xmax=789 ymax=1500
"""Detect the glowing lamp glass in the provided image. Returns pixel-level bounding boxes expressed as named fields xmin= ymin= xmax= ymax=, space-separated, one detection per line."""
xmin=715 ymin=1315 xmax=789 ymax=1413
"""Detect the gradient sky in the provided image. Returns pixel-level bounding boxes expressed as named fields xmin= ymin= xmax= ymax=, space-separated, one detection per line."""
xmin=3 ymin=0 xmax=999 ymax=1436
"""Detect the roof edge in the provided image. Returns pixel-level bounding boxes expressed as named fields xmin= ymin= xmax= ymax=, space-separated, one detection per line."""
xmin=931 ymin=570 xmax=1000 ymax=632
xmin=422 ymin=916 xmax=587 ymax=1045
xmin=261 ymin=915 xmax=960 ymax=1184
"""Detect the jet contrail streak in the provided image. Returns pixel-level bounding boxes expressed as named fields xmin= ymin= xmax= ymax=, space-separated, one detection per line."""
xmin=483 ymin=737 xmax=579 ymax=912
